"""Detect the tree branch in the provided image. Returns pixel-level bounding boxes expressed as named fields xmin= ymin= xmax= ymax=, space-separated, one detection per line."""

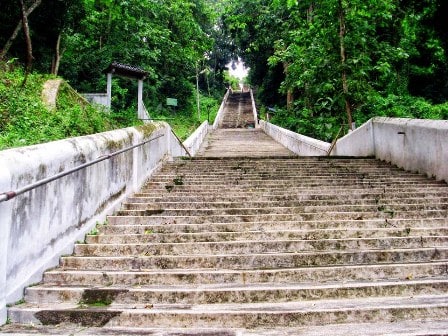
xmin=0 ymin=0 xmax=42 ymax=60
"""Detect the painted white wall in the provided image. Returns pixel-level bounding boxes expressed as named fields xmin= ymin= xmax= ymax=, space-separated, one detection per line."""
xmin=184 ymin=121 xmax=209 ymax=157
xmin=0 ymin=122 xmax=186 ymax=324
xmin=83 ymin=93 xmax=109 ymax=108
xmin=249 ymin=89 xmax=259 ymax=128
xmin=260 ymin=117 xmax=447 ymax=182
xmin=213 ymin=89 xmax=231 ymax=130
xmin=259 ymin=120 xmax=330 ymax=156
xmin=333 ymin=117 xmax=448 ymax=182
xmin=332 ymin=120 xmax=375 ymax=157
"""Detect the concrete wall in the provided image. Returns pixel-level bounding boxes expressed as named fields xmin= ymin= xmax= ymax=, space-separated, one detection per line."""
xmin=333 ymin=117 xmax=448 ymax=182
xmin=0 ymin=122 xmax=186 ymax=324
xmin=331 ymin=119 xmax=375 ymax=157
xmin=183 ymin=121 xmax=209 ymax=157
xmin=212 ymin=89 xmax=231 ymax=130
xmin=259 ymin=120 xmax=330 ymax=156
xmin=249 ymin=89 xmax=259 ymax=128
xmin=261 ymin=117 xmax=447 ymax=182
xmin=83 ymin=93 xmax=109 ymax=108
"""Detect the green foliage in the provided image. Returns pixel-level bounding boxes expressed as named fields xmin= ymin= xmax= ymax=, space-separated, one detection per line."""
xmin=0 ymin=63 xmax=139 ymax=150
xmin=150 ymin=93 xmax=221 ymax=140
xmin=59 ymin=0 xmax=214 ymax=113
xmin=223 ymin=70 xmax=240 ymax=90
xmin=224 ymin=0 xmax=448 ymax=141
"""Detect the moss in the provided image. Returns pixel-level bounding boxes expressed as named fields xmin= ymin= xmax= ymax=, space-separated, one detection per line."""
xmin=79 ymin=288 xmax=128 ymax=306
xmin=136 ymin=122 xmax=158 ymax=138
xmin=104 ymin=137 xmax=128 ymax=152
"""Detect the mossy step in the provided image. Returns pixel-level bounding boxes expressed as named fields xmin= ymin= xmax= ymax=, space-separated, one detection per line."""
xmin=104 ymin=218 xmax=447 ymax=233
xmin=122 ymin=198 xmax=448 ymax=210
xmin=73 ymin=236 xmax=448 ymax=257
xmin=24 ymin=279 xmax=448 ymax=305
xmin=42 ymin=261 xmax=448 ymax=286
xmin=60 ymin=247 xmax=448 ymax=271
xmin=3 ymin=321 xmax=448 ymax=336
xmin=110 ymin=210 xmax=447 ymax=225
xmin=119 ymin=203 xmax=448 ymax=213
xmin=143 ymin=180 xmax=444 ymax=188
xmin=129 ymin=191 xmax=448 ymax=202
xmin=8 ymin=295 xmax=448 ymax=328
xmin=86 ymin=228 xmax=448 ymax=244
xmin=138 ymin=185 xmax=448 ymax=195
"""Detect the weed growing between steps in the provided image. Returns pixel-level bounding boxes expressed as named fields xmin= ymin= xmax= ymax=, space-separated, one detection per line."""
xmin=78 ymin=289 xmax=128 ymax=307
xmin=173 ymin=176 xmax=184 ymax=186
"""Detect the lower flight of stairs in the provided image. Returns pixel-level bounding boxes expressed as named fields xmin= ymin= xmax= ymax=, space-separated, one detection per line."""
xmin=6 ymin=157 xmax=448 ymax=334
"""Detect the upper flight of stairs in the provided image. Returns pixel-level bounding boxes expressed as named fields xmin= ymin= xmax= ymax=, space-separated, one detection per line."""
xmin=3 ymin=92 xmax=448 ymax=335
xmin=220 ymin=92 xmax=255 ymax=128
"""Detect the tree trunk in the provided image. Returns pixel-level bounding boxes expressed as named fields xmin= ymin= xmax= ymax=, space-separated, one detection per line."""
xmin=19 ymin=0 xmax=34 ymax=81
xmin=51 ymin=33 xmax=62 ymax=75
xmin=338 ymin=0 xmax=353 ymax=130
xmin=304 ymin=2 xmax=314 ymax=110
xmin=283 ymin=62 xmax=294 ymax=110
xmin=0 ymin=0 xmax=42 ymax=60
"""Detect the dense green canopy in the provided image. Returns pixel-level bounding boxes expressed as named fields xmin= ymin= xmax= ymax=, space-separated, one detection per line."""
xmin=1 ymin=0 xmax=447 ymax=142
xmin=222 ymin=0 xmax=448 ymax=140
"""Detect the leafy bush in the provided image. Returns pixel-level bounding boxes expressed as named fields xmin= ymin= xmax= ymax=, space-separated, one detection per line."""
xmin=0 ymin=64 xmax=141 ymax=150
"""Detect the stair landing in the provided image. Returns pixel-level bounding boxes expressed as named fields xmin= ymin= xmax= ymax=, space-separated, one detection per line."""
xmin=197 ymin=128 xmax=294 ymax=157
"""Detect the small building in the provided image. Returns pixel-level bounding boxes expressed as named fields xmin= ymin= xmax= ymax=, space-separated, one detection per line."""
xmin=84 ymin=62 xmax=149 ymax=120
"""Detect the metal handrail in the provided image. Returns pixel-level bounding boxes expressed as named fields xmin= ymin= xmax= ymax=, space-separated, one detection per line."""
xmin=327 ymin=125 xmax=345 ymax=156
xmin=171 ymin=129 xmax=192 ymax=159
xmin=0 ymin=134 xmax=164 ymax=203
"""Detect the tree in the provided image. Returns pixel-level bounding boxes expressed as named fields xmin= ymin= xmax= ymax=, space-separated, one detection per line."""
xmin=0 ymin=0 xmax=42 ymax=60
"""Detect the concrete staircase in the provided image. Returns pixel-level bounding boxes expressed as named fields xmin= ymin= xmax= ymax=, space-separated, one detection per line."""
xmin=220 ymin=92 xmax=255 ymax=128
xmin=3 ymin=93 xmax=448 ymax=335
xmin=4 ymin=156 xmax=448 ymax=335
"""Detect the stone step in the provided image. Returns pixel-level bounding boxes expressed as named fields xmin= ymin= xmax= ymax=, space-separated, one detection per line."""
xmin=24 ymin=279 xmax=448 ymax=305
xmin=150 ymin=170 xmax=435 ymax=177
xmin=60 ymin=248 xmax=448 ymax=271
xmin=86 ymin=227 xmax=448 ymax=244
xmin=163 ymin=161 xmax=421 ymax=169
xmin=147 ymin=169 xmax=434 ymax=183
xmin=143 ymin=180 xmax=445 ymax=189
xmin=122 ymin=198 xmax=448 ymax=211
xmin=110 ymin=210 xmax=447 ymax=225
xmin=3 ymin=320 xmax=448 ymax=336
xmin=73 ymin=236 xmax=448 ymax=257
xmin=8 ymin=295 xmax=448 ymax=328
xmin=103 ymin=218 xmax=447 ymax=233
xmin=130 ymin=191 xmax=448 ymax=203
xmin=158 ymin=172 xmax=427 ymax=180
xmin=43 ymin=261 xmax=448 ymax=286
xmin=135 ymin=186 xmax=448 ymax=195
xmin=138 ymin=185 xmax=448 ymax=195
xmin=120 ymin=202 xmax=448 ymax=212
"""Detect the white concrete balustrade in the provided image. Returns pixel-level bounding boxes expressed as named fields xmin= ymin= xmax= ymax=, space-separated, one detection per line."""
xmin=0 ymin=122 xmax=187 ymax=324
xmin=261 ymin=117 xmax=448 ymax=183
xmin=333 ymin=117 xmax=448 ymax=182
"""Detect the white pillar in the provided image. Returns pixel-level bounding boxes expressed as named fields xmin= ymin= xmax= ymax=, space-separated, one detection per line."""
xmin=137 ymin=79 xmax=144 ymax=120
xmin=106 ymin=73 xmax=112 ymax=110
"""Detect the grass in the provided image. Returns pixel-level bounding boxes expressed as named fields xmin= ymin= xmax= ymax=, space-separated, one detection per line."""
xmin=0 ymin=61 xmax=222 ymax=150
xmin=0 ymin=62 xmax=141 ymax=150
xmin=150 ymin=94 xmax=221 ymax=140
